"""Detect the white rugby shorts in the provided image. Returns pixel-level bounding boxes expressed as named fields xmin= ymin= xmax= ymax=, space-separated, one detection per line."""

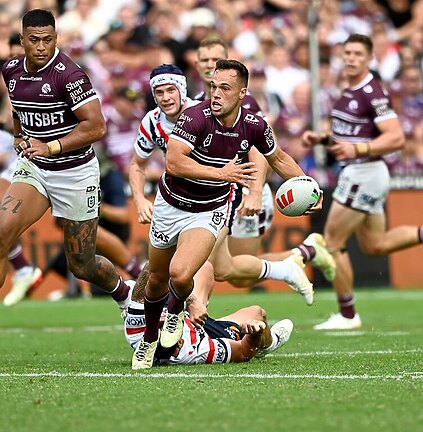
xmin=230 ymin=182 xmax=274 ymax=238
xmin=12 ymin=157 xmax=100 ymax=221
xmin=149 ymin=189 xmax=228 ymax=249
xmin=333 ymin=160 xmax=390 ymax=214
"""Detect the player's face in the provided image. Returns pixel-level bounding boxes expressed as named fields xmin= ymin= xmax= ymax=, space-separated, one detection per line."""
xmin=21 ymin=25 xmax=57 ymax=71
xmin=210 ymin=69 xmax=246 ymax=122
xmin=342 ymin=42 xmax=372 ymax=84
xmin=196 ymin=44 xmax=227 ymax=86
xmin=154 ymin=84 xmax=182 ymax=118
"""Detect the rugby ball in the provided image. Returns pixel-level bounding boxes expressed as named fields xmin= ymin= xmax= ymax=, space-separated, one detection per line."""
xmin=275 ymin=176 xmax=320 ymax=216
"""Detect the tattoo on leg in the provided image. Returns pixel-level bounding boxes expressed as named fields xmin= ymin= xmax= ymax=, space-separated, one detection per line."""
xmin=63 ymin=219 xmax=117 ymax=289
xmin=1 ymin=195 xmax=23 ymax=214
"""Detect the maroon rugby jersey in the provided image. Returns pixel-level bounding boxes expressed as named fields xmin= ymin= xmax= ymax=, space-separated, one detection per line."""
xmin=2 ymin=48 xmax=99 ymax=170
xmin=159 ymin=100 xmax=276 ymax=212
xmin=331 ymin=73 xmax=397 ymax=164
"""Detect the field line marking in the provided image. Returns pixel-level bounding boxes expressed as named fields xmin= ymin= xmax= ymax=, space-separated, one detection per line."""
xmin=0 ymin=371 xmax=421 ymax=380
xmin=271 ymin=348 xmax=422 ymax=358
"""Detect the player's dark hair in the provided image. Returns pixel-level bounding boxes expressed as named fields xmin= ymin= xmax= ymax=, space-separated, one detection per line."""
xmin=215 ymin=59 xmax=249 ymax=87
xmin=22 ymin=9 xmax=55 ymax=30
xmin=9 ymin=32 xmax=21 ymax=47
xmin=344 ymin=33 xmax=373 ymax=54
xmin=150 ymin=64 xmax=184 ymax=80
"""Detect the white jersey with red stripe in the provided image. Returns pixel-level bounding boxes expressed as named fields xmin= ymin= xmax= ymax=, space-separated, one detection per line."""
xmin=170 ymin=317 xmax=232 ymax=365
xmin=133 ymin=97 xmax=200 ymax=159
xmin=124 ymin=305 xmax=232 ymax=364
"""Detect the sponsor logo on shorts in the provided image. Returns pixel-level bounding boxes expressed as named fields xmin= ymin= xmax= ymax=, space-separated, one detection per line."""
xmin=214 ymin=342 xmax=227 ymax=363
xmin=126 ymin=317 xmax=146 ymax=326
xmin=86 ymin=185 xmax=96 ymax=193
xmin=211 ymin=211 xmax=225 ymax=226
xmin=151 ymin=222 xmax=170 ymax=244
xmin=13 ymin=168 xmax=30 ymax=177
xmin=87 ymin=195 xmax=96 ymax=208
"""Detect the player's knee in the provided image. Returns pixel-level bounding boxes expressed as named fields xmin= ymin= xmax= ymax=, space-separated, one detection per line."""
xmin=360 ymin=242 xmax=384 ymax=256
xmin=67 ymin=256 xmax=95 ymax=280
xmin=169 ymin=267 xmax=194 ymax=288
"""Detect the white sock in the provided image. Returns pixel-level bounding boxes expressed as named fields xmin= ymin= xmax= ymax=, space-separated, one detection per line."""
xmin=260 ymin=329 xmax=278 ymax=354
xmin=259 ymin=259 xmax=291 ymax=281
xmin=14 ymin=266 xmax=34 ymax=277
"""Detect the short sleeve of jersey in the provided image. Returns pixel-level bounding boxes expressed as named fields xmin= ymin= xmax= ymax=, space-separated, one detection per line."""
xmin=365 ymin=80 xmax=397 ymax=123
xmin=60 ymin=67 xmax=98 ymax=111
xmin=170 ymin=106 xmax=206 ymax=150
xmin=254 ymin=118 xmax=277 ymax=157
xmin=134 ymin=111 xmax=157 ymax=159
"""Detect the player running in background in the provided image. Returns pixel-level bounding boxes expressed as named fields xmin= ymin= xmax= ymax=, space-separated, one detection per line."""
xmin=132 ymin=59 xmax=323 ymax=369
xmin=194 ymin=35 xmax=274 ymax=258
xmin=0 ymin=9 xmax=132 ymax=314
xmin=0 ymin=126 xmax=43 ymax=305
xmin=302 ymin=33 xmax=423 ymax=330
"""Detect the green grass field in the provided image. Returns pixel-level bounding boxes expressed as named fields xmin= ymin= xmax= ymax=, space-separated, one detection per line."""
xmin=0 ymin=288 xmax=422 ymax=432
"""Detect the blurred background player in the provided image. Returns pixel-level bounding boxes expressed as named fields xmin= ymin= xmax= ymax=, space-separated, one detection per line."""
xmin=0 ymin=32 xmax=42 ymax=306
xmin=302 ymin=34 xmax=423 ymax=330
xmin=0 ymin=124 xmax=43 ymax=306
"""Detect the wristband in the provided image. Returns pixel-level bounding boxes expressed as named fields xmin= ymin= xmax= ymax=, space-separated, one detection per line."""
xmin=355 ymin=142 xmax=370 ymax=157
xmin=47 ymin=139 xmax=62 ymax=156
xmin=319 ymin=133 xmax=332 ymax=146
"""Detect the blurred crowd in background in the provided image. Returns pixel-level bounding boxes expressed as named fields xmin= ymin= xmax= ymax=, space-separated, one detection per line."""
xmin=1 ymin=0 xmax=423 ymax=194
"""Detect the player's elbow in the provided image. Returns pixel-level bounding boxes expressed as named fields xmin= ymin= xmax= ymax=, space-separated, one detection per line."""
xmin=393 ymin=131 xmax=406 ymax=151
xmin=165 ymin=158 xmax=180 ymax=176
xmin=96 ymin=121 xmax=107 ymax=141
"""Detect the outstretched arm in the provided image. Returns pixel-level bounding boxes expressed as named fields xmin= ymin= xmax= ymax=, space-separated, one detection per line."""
xmin=229 ymin=320 xmax=267 ymax=362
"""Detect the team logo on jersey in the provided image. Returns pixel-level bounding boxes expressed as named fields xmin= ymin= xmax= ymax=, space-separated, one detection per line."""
xmin=203 ymin=108 xmax=212 ymax=117
xmin=244 ymin=113 xmax=259 ymax=124
xmin=363 ymin=85 xmax=373 ymax=94
xmin=41 ymin=83 xmax=51 ymax=94
xmin=54 ymin=62 xmax=66 ymax=72
xmin=240 ymin=140 xmax=249 ymax=150
xmin=8 ymin=79 xmax=16 ymax=92
xmin=203 ymin=134 xmax=213 ymax=148
xmin=348 ymin=100 xmax=358 ymax=111
xmin=6 ymin=59 xmax=19 ymax=68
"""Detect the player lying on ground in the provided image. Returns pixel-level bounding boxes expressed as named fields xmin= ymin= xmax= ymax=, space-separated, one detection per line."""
xmin=125 ymin=262 xmax=294 ymax=367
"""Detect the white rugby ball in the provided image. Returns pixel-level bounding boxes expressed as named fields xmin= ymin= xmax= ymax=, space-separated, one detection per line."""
xmin=275 ymin=176 xmax=320 ymax=216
